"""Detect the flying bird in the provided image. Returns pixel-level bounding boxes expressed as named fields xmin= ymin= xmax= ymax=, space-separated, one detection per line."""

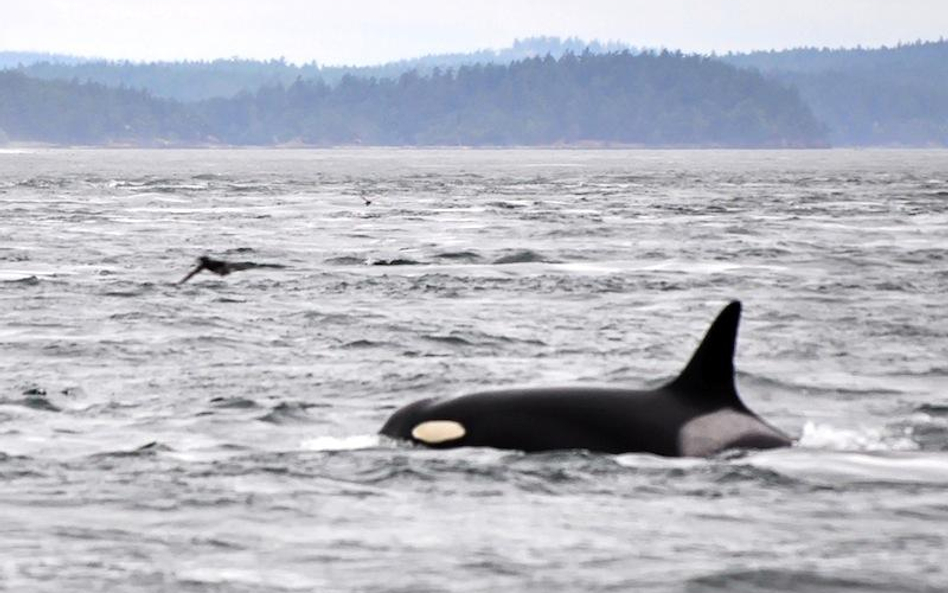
xmin=359 ymin=190 xmax=373 ymax=206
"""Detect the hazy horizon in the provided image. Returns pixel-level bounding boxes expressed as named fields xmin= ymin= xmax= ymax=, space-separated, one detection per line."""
xmin=4 ymin=35 xmax=948 ymax=69
xmin=2 ymin=0 xmax=948 ymax=66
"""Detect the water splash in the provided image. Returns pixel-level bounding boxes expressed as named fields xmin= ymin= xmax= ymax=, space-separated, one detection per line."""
xmin=301 ymin=434 xmax=382 ymax=451
xmin=797 ymin=421 xmax=918 ymax=452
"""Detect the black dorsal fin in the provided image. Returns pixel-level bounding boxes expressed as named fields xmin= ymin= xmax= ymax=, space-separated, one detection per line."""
xmin=666 ymin=301 xmax=745 ymax=409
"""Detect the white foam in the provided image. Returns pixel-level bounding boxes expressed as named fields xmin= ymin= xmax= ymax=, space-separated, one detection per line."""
xmin=177 ymin=567 xmax=318 ymax=590
xmin=0 ymin=268 xmax=73 ymax=280
xmin=748 ymin=448 xmax=948 ymax=485
xmin=300 ymin=434 xmax=381 ymax=451
xmin=797 ymin=421 xmax=918 ymax=452
xmin=614 ymin=453 xmax=706 ymax=470
xmin=0 ymin=271 xmax=36 ymax=282
xmin=552 ymin=262 xmax=621 ymax=274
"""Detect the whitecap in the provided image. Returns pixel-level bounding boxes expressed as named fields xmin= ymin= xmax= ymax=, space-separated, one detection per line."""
xmin=552 ymin=261 xmax=622 ymax=275
xmin=0 ymin=267 xmax=73 ymax=280
xmin=176 ymin=566 xmax=319 ymax=591
xmin=301 ymin=434 xmax=382 ymax=451
xmin=797 ymin=421 xmax=918 ymax=452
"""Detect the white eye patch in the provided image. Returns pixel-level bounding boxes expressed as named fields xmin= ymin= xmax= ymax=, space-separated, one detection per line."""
xmin=411 ymin=420 xmax=466 ymax=444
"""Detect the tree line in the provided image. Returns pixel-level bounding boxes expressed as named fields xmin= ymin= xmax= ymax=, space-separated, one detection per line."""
xmin=4 ymin=38 xmax=948 ymax=146
xmin=4 ymin=37 xmax=634 ymax=102
xmin=722 ymin=39 xmax=948 ymax=146
xmin=0 ymin=51 xmax=826 ymax=147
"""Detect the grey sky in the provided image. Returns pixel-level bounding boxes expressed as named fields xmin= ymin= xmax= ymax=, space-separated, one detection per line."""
xmin=3 ymin=0 xmax=947 ymax=65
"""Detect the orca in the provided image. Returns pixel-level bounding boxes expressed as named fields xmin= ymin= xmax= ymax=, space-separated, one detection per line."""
xmin=178 ymin=255 xmax=286 ymax=284
xmin=380 ymin=301 xmax=791 ymax=457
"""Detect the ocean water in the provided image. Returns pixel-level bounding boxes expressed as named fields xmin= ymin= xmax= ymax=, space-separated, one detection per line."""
xmin=0 ymin=148 xmax=946 ymax=592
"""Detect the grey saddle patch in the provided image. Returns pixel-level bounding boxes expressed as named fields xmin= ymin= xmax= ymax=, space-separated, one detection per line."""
xmin=678 ymin=409 xmax=785 ymax=457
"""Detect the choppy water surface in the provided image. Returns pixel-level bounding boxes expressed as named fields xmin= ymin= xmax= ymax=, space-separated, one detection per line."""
xmin=1 ymin=148 xmax=946 ymax=592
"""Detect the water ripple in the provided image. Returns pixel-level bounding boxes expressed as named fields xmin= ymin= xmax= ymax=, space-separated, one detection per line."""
xmin=2 ymin=148 xmax=947 ymax=592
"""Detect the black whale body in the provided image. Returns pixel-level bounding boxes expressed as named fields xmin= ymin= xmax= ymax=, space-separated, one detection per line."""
xmin=380 ymin=301 xmax=792 ymax=457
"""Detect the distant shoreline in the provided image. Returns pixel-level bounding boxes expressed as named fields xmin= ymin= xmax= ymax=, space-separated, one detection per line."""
xmin=7 ymin=142 xmax=948 ymax=151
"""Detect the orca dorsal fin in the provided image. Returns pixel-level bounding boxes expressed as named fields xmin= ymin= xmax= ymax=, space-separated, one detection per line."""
xmin=666 ymin=301 xmax=744 ymax=409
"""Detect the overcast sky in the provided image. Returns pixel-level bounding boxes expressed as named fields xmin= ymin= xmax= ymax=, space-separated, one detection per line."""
xmin=3 ymin=0 xmax=947 ymax=65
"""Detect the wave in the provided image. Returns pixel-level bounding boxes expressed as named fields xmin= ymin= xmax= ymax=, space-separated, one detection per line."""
xmin=88 ymin=441 xmax=172 ymax=459
xmin=491 ymin=249 xmax=553 ymax=264
xmin=487 ymin=200 xmax=527 ymax=209
xmin=0 ymin=273 xmax=40 ymax=285
xmin=434 ymin=250 xmax=483 ymax=262
xmin=208 ymin=397 xmax=260 ymax=409
xmin=324 ymin=255 xmax=366 ymax=266
xmin=422 ymin=330 xmax=546 ymax=348
xmin=423 ymin=334 xmax=475 ymax=346
xmin=687 ymin=568 xmax=923 ymax=593
xmin=222 ymin=183 xmax=277 ymax=194
xmin=258 ymin=401 xmax=318 ymax=424
xmin=15 ymin=177 xmax=69 ymax=189
xmin=736 ymin=372 xmax=904 ymax=398
xmin=747 ymin=447 xmax=948 ymax=486
xmin=369 ymin=257 xmax=424 ymax=266
xmin=905 ymin=405 xmax=948 ymax=451
xmin=328 ymin=250 xmax=562 ymax=268
xmin=326 ymin=254 xmax=427 ymax=266
xmin=340 ymin=339 xmax=398 ymax=349
xmin=2 ymin=392 xmax=61 ymax=412
xmin=0 ymin=266 xmax=68 ymax=282
xmin=329 ymin=251 xmax=487 ymax=267
xmin=916 ymin=403 xmax=948 ymax=416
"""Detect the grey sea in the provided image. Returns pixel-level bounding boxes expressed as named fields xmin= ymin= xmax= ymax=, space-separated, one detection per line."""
xmin=1 ymin=148 xmax=946 ymax=592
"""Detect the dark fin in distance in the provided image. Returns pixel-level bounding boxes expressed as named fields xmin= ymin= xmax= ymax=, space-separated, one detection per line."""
xmin=666 ymin=301 xmax=744 ymax=409
xmin=178 ymin=256 xmax=286 ymax=285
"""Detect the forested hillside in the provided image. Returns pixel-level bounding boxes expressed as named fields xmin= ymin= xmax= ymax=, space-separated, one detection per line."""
xmin=0 ymin=71 xmax=201 ymax=144
xmin=0 ymin=51 xmax=825 ymax=147
xmin=3 ymin=37 xmax=633 ymax=102
xmin=5 ymin=37 xmax=948 ymax=146
xmin=722 ymin=40 xmax=948 ymax=145
xmin=196 ymin=51 xmax=824 ymax=146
